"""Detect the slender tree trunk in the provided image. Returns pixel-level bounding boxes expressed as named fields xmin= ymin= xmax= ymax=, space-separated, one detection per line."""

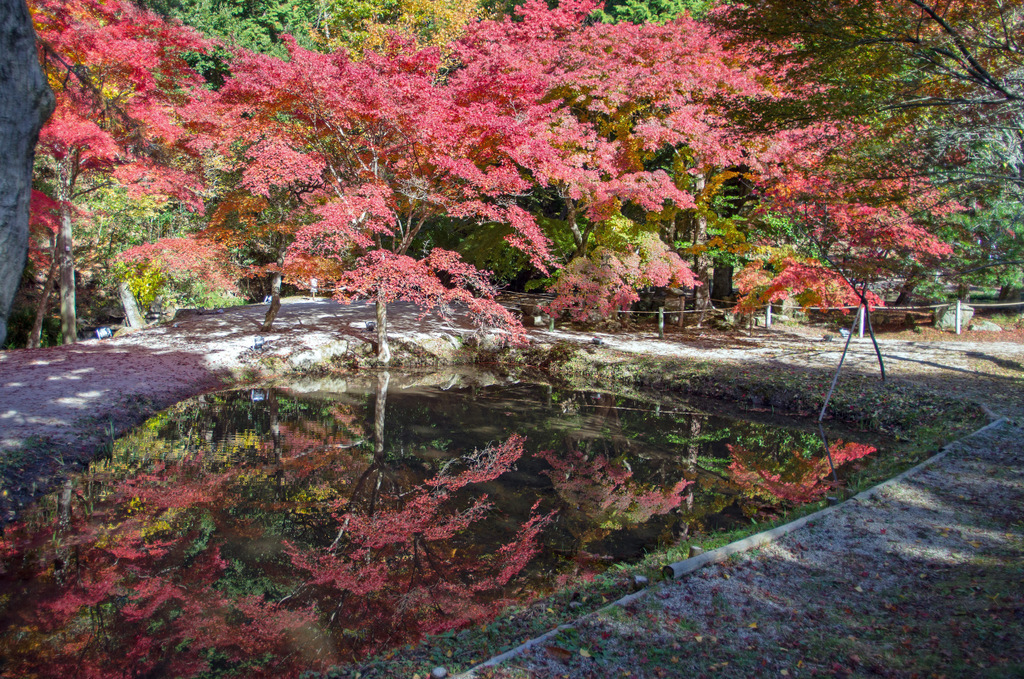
xmin=57 ymin=166 xmax=77 ymax=344
xmin=29 ymin=235 xmax=58 ymax=348
xmin=375 ymin=297 xmax=391 ymax=365
xmin=0 ymin=0 xmax=55 ymax=346
xmin=262 ymin=267 xmax=283 ymax=331
xmin=118 ymin=280 xmax=146 ymax=328
xmin=690 ymin=174 xmax=711 ymax=326
xmin=53 ymin=478 xmax=74 ymax=586
xmin=684 ymin=414 xmax=703 ymax=513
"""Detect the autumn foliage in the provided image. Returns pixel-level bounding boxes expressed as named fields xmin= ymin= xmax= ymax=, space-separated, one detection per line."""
xmin=728 ymin=439 xmax=876 ymax=504
xmin=0 ymin=431 xmax=552 ymax=677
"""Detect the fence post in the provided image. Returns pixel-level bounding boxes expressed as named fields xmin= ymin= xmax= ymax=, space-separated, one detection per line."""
xmin=658 ymin=307 xmax=665 ymax=339
xmin=766 ymin=304 xmax=772 ymax=329
xmin=955 ymin=299 xmax=962 ymax=335
xmin=858 ymin=305 xmax=865 ymax=339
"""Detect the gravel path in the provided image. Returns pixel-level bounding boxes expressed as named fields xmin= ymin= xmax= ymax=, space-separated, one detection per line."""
xmin=470 ymin=418 xmax=1024 ymax=678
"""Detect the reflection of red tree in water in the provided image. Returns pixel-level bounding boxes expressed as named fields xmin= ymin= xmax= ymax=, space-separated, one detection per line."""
xmin=0 ymin=435 xmax=552 ymax=677
xmin=0 ymin=467 xmax=319 ymax=679
xmin=727 ymin=440 xmax=875 ymax=504
xmin=289 ymin=434 xmax=554 ymax=657
xmin=539 ymin=446 xmax=692 ymax=531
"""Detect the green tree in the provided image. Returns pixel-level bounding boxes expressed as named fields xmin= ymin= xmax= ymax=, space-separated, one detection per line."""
xmin=594 ymin=0 xmax=712 ymax=24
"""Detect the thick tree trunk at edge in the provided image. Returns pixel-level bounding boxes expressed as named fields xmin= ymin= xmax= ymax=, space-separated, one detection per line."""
xmin=0 ymin=0 xmax=56 ymax=347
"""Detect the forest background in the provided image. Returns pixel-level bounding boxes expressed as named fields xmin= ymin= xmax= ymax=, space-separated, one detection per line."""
xmin=3 ymin=0 xmax=1022 ymax=359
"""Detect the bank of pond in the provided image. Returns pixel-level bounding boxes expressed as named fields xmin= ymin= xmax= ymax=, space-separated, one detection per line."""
xmin=0 ymin=370 xmax=884 ymax=677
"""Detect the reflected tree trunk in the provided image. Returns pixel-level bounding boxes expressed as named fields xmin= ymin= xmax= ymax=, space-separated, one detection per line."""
xmin=374 ymin=370 xmax=390 ymax=457
xmin=684 ymin=414 xmax=704 ymax=512
xmin=269 ymin=390 xmax=284 ymax=501
xmin=54 ymin=478 xmax=74 ymax=585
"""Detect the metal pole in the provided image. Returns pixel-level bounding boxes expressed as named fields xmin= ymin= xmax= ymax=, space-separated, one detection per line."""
xmin=858 ymin=305 xmax=865 ymax=338
xmin=766 ymin=304 xmax=772 ymax=329
xmin=658 ymin=307 xmax=665 ymax=339
xmin=956 ymin=299 xmax=962 ymax=335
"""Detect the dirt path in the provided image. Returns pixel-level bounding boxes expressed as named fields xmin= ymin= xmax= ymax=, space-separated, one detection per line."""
xmin=472 ymin=417 xmax=1024 ymax=678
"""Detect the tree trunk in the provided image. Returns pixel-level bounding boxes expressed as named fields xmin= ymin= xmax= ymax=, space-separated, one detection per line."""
xmin=118 ymin=280 xmax=146 ymax=328
xmin=684 ymin=414 xmax=703 ymax=513
xmin=711 ymin=265 xmax=733 ymax=303
xmin=375 ymin=298 xmax=391 ymax=365
xmin=374 ymin=370 xmax=389 ymax=457
xmin=29 ymin=236 xmax=58 ymax=348
xmin=262 ymin=269 xmax=283 ymax=331
xmin=689 ymin=174 xmax=711 ymax=326
xmin=997 ymin=285 xmax=1021 ymax=303
xmin=893 ymin=277 xmax=918 ymax=306
xmin=566 ymin=200 xmax=588 ymax=260
xmin=0 ymin=0 xmax=56 ymax=346
xmin=57 ymin=171 xmax=77 ymax=344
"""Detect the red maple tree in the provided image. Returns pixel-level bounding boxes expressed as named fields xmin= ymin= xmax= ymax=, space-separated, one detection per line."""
xmin=453 ymin=0 xmax=773 ymax=319
xmin=217 ymin=37 xmax=553 ymax=361
xmin=30 ymin=0 xmax=215 ymax=342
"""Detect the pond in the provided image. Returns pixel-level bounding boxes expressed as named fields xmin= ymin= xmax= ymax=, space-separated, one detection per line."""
xmin=0 ymin=370 xmax=881 ymax=678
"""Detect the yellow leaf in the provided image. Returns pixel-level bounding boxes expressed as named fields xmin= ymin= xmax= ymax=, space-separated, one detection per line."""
xmin=781 ymin=671 xmax=790 ymax=676
xmin=547 ymin=607 xmax=555 ymax=614
xmin=748 ymin=622 xmax=758 ymax=629
xmin=723 ymin=574 xmax=730 ymax=580
xmin=580 ymin=649 xmax=591 ymax=658
xmin=797 ymin=660 xmax=804 ymax=668
xmin=695 ymin=635 xmax=703 ymax=642
xmin=855 ymin=586 xmax=864 ymax=593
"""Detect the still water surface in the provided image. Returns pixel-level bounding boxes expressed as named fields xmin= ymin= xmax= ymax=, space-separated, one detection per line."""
xmin=0 ymin=370 xmax=879 ymax=677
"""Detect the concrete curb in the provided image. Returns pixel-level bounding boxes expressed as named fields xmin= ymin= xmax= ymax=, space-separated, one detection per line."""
xmin=452 ymin=416 xmax=1010 ymax=678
